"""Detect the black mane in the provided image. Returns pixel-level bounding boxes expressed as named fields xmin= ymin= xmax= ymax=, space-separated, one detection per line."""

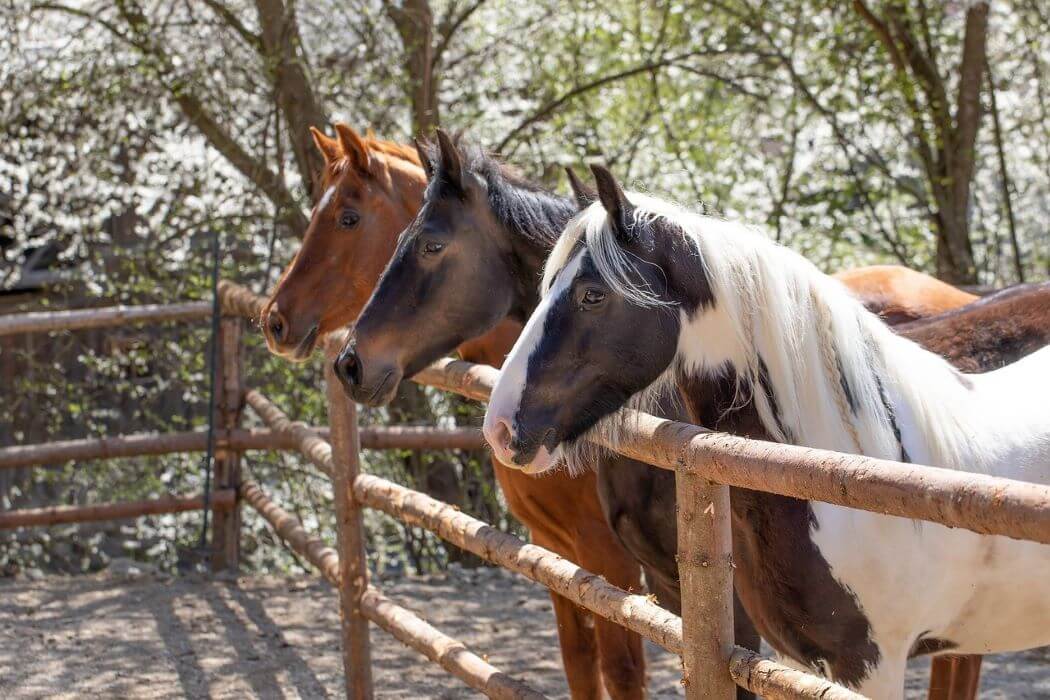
xmin=423 ymin=136 xmax=576 ymax=249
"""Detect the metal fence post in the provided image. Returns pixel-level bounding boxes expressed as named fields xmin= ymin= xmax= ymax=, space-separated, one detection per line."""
xmin=676 ymin=467 xmax=736 ymax=699
xmin=324 ymin=338 xmax=374 ymax=700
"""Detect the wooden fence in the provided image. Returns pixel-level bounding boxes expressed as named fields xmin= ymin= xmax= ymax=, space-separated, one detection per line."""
xmin=3 ymin=280 xmax=1048 ymax=700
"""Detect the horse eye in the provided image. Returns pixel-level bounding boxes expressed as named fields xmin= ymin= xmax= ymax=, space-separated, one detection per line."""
xmin=421 ymin=240 xmax=445 ymax=255
xmin=340 ymin=209 xmax=360 ymax=228
xmin=581 ymin=289 xmax=606 ymax=307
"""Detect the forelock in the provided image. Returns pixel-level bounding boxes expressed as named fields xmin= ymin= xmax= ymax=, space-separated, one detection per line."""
xmin=542 ymin=194 xmax=678 ymax=308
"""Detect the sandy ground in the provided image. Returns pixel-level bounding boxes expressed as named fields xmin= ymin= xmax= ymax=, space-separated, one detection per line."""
xmin=1 ymin=569 xmax=1047 ymax=699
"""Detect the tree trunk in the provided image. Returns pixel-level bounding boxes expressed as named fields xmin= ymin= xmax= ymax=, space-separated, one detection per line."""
xmin=253 ymin=0 xmax=329 ymax=201
xmin=386 ymin=0 xmax=441 ymax=134
xmin=855 ymin=0 xmax=988 ymax=285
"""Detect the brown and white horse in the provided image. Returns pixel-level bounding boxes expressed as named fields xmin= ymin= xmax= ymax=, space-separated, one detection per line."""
xmin=484 ymin=168 xmax=1050 ymax=698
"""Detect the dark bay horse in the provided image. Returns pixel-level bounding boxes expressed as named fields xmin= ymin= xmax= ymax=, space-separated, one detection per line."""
xmin=484 ymin=167 xmax=1050 ymax=697
xmin=263 ymin=124 xmax=647 ymax=700
xmin=336 ymin=132 xmax=991 ymax=698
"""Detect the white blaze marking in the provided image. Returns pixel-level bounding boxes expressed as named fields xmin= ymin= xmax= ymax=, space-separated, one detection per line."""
xmin=317 ymin=185 xmax=336 ymax=212
xmin=484 ymin=251 xmax=585 ymax=471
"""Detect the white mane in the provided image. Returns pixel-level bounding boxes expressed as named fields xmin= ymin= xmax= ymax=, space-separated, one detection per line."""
xmin=544 ymin=194 xmax=979 ymax=470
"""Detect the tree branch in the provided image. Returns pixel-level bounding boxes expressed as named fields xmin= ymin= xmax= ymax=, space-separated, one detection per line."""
xmin=496 ymin=50 xmax=715 ymax=153
xmin=111 ymin=0 xmax=308 ymax=233
xmin=433 ymin=0 xmax=487 ymax=67
xmin=200 ymin=0 xmax=263 ymax=53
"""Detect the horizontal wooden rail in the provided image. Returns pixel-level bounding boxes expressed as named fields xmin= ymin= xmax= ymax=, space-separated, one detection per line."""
xmin=218 ymin=279 xmax=267 ymax=322
xmin=357 ymin=425 xmax=485 ymax=450
xmin=242 ymin=387 xmax=682 ymax=650
xmin=352 ymin=472 xmax=685 ymax=653
xmin=1 ymin=426 xmax=484 ymax=470
xmin=728 ymin=649 xmax=864 ymax=700
xmin=244 ymin=381 xmax=855 ymax=699
xmin=240 ymin=479 xmax=546 ymax=699
xmin=411 ymin=358 xmax=1050 ymax=545
xmin=0 ymin=490 xmax=235 ymax=529
xmin=0 ymin=301 xmax=211 ymax=336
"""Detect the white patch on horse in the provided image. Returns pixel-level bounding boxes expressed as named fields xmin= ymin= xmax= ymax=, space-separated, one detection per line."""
xmin=317 ymin=185 xmax=336 ymax=212
xmin=484 ymin=250 xmax=585 ymax=472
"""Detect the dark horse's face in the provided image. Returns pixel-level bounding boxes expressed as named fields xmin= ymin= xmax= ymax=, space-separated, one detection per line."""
xmin=485 ymin=166 xmax=713 ymax=472
xmin=334 ymin=131 xmax=517 ymax=405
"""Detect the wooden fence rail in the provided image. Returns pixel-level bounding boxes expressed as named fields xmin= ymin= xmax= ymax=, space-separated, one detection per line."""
xmin=0 ymin=490 xmax=235 ymax=530
xmin=0 ymin=427 xmax=486 ymax=470
xmin=411 ymin=358 xmax=1050 ymax=545
xmin=0 ymin=301 xmax=211 ymax=336
xmin=240 ymin=479 xmax=547 ymax=699
xmin=246 ymin=381 xmax=856 ymax=700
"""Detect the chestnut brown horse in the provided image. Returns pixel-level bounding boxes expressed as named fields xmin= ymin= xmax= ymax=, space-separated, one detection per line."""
xmin=264 ymin=125 xmax=645 ymax=700
xmin=266 ymin=126 xmax=987 ymax=698
xmin=835 ymin=265 xmax=977 ymax=324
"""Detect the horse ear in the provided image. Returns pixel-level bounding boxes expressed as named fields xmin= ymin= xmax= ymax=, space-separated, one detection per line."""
xmin=334 ymin=123 xmax=373 ymax=174
xmin=590 ymin=164 xmax=635 ymax=242
xmin=435 ymin=128 xmax=463 ymax=191
xmin=310 ymin=126 xmax=341 ymax=163
xmin=413 ymin=137 xmax=435 ymax=179
xmin=565 ymin=167 xmax=596 ymax=210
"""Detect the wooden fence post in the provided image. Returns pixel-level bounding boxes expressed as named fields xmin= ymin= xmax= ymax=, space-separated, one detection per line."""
xmin=211 ymin=316 xmax=244 ymax=571
xmin=676 ymin=468 xmax=735 ymax=699
xmin=324 ymin=339 xmax=374 ymax=700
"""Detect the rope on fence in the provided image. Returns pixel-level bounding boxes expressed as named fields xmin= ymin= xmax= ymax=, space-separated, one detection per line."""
xmin=239 ymin=479 xmax=548 ymax=700
xmin=218 ymin=279 xmax=267 ymax=323
xmin=727 ymin=649 xmax=865 ymax=700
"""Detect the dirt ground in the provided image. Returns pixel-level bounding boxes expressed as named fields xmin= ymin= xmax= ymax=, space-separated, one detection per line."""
xmin=1 ymin=568 xmax=1047 ymax=699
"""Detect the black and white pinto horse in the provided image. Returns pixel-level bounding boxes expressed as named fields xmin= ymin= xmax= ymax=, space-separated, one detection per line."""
xmin=484 ymin=166 xmax=1050 ymax=698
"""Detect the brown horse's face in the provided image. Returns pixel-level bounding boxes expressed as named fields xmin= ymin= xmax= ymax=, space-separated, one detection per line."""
xmin=262 ymin=126 xmax=425 ymax=361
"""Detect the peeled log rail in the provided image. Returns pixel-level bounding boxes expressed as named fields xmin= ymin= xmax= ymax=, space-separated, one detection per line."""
xmin=728 ymin=649 xmax=865 ymax=700
xmin=0 ymin=426 xmax=485 ymax=470
xmin=218 ymin=279 xmax=267 ymax=322
xmin=0 ymin=301 xmax=211 ymax=336
xmin=353 ymin=471 xmax=685 ymax=653
xmin=243 ymin=386 xmax=681 ymax=650
xmin=0 ymin=490 xmax=235 ymax=529
xmin=245 ymin=385 xmax=851 ymax=700
xmin=411 ymin=358 xmax=1050 ymax=545
xmin=240 ymin=479 xmax=547 ymax=700
xmin=244 ymin=390 xmax=338 ymax=478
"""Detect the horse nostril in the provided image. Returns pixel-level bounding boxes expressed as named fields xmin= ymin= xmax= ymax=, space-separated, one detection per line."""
xmin=334 ymin=346 xmax=362 ymax=387
xmin=492 ymin=418 xmax=514 ymax=454
xmin=266 ymin=309 xmax=287 ymax=344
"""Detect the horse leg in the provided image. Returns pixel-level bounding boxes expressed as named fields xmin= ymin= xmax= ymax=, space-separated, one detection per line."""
xmin=927 ymin=655 xmax=982 ymax=700
xmin=532 ymin=528 xmax=603 ymax=700
xmin=573 ymin=522 xmax=646 ymax=700
xmin=854 ymin=642 xmax=909 ymax=700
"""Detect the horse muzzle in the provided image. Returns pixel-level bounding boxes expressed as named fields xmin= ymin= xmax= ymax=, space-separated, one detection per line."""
xmin=483 ymin=417 xmax=560 ymax=474
xmin=333 ymin=343 xmax=401 ymax=406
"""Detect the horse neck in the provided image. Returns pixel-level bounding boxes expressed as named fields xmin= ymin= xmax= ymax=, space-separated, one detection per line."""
xmin=488 ymin=182 xmax=575 ymax=318
xmin=683 ymin=235 xmax=972 ymax=465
